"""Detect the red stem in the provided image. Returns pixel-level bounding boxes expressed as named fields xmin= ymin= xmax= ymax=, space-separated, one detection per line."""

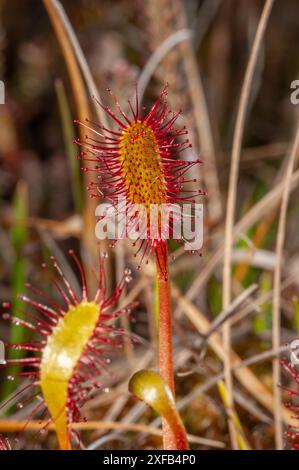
xmin=155 ymin=241 xmax=188 ymax=450
xmin=155 ymin=243 xmax=174 ymax=392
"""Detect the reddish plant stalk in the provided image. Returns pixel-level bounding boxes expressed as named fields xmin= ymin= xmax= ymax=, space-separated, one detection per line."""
xmin=155 ymin=243 xmax=174 ymax=392
xmin=155 ymin=241 xmax=178 ymax=450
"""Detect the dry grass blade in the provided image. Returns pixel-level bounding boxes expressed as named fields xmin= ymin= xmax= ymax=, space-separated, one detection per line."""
xmin=222 ymin=0 xmax=275 ymax=448
xmin=272 ymin=125 xmax=299 ymax=449
xmin=43 ymin=0 xmax=100 ymax=289
xmin=178 ymin=1 xmax=222 ymax=223
xmin=137 ymin=29 xmax=193 ymax=103
xmin=0 ymin=420 xmax=225 ymax=449
xmin=46 ymin=0 xmax=108 ymax=128
xmin=181 ymin=170 xmax=299 ymax=325
xmin=43 ymin=0 xmax=90 ymax=140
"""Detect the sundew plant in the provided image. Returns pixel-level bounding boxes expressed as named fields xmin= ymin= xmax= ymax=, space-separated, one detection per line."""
xmin=1 ymin=0 xmax=299 ymax=454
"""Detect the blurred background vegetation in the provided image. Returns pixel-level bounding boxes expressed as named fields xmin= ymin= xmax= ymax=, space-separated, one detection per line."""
xmin=0 ymin=0 xmax=299 ymax=450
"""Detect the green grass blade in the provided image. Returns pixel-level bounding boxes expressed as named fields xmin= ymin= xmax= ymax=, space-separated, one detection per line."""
xmin=2 ymin=181 xmax=28 ymax=400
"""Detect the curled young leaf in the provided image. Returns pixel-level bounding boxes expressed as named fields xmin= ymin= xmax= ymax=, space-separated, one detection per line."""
xmin=129 ymin=369 xmax=189 ymax=450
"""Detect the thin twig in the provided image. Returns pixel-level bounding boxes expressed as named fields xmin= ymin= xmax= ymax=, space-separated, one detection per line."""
xmin=150 ymin=344 xmax=290 ymax=432
xmin=186 ymin=284 xmax=258 ymax=366
xmin=207 ymin=284 xmax=258 ymax=338
xmin=171 ymin=284 xmax=294 ymax=426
